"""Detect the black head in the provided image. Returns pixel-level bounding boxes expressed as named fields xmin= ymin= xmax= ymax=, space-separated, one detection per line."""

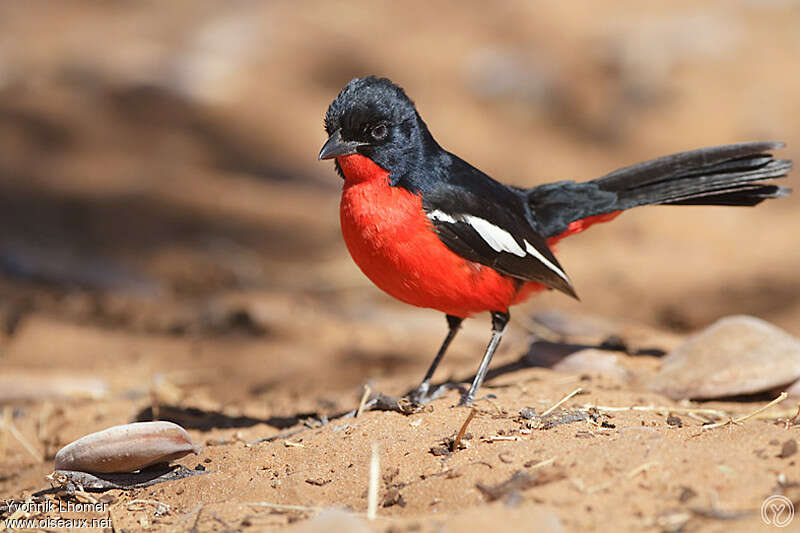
xmin=319 ymin=76 xmax=439 ymax=182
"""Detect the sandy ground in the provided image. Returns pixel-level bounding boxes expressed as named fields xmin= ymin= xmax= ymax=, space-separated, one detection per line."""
xmin=1 ymin=1 xmax=800 ymax=532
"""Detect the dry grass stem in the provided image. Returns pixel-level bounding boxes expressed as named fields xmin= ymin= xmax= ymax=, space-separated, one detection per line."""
xmin=367 ymin=442 xmax=379 ymax=521
xmin=733 ymin=392 xmax=788 ymax=423
xmin=789 ymin=403 xmax=800 ymax=423
xmin=686 ymin=412 xmax=712 ymax=424
xmin=356 ymin=384 xmax=372 ymax=418
xmin=528 ymin=457 xmax=557 ymax=469
xmin=701 ymin=392 xmax=788 ymax=430
xmin=583 ymin=403 xmax=728 ymax=417
xmin=782 ymin=403 xmax=800 ymax=428
xmin=453 ymin=408 xmax=476 ymax=450
xmin=541 ymin=388 xmax=582 ymax=417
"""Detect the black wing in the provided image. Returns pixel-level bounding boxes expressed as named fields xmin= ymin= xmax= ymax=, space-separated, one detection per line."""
xmin=415 ymin=155 xmax=577 ymax=299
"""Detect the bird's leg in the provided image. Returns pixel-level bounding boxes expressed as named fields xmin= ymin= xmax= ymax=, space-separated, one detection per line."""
xmin=460 ymin=310 xmax=509 ymax=406
xmin=408 ymin=315 xmax=463 ymax=402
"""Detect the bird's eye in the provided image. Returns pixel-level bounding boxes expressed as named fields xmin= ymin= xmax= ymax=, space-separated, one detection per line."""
xmin=370 ymin=123 xmax=388 ymax=141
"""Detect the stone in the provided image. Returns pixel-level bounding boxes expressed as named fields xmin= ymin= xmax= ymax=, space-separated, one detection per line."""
xmin=552 ymin=349 xmax=633 ymax=382
xmin=647 ymin=316 xmax=800 ymax=400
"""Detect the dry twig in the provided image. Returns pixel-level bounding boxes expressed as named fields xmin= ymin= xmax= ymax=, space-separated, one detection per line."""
xmin=583 ymin=403 xmax=727 ymax=417
xmin=356 ymin=384 xmax=372 ymax=418
xmin=701 ymin=392 xmax=788 ymax=430
xmin=782 ymin=403 xmax=800 ymax=428
xmin=453 ymin=409 xmax=476 ymax=450
xmin=541 ymin=388 xmax=582 ymax=417
xmin=367 ymin=442 xmax=379 ymax=520
xmin=528 ymin=457 xmax=557 ymax=470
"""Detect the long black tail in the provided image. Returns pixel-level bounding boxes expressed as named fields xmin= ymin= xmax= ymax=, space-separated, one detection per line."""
xmin=528 ymin=142 xmax=792 ymax=238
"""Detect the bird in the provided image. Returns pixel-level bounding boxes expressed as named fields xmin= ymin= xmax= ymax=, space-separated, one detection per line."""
xmin=318 ymin=76 xmax=792 ymax=406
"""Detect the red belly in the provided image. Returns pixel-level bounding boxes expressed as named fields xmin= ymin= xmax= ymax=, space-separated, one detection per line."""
xmin=338 ymin=155 xmax=542 ymax=318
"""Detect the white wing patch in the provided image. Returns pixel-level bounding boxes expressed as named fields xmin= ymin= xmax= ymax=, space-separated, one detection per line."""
xmin=426 ymin=210 xmax=570 ymax=282
xmin=427 ymin=209 xmax=457 ymax=224
xmin=462 ymin=215 xmax=526 ymax=257
xmin=523 ymin=239 xmax=570 ymax=282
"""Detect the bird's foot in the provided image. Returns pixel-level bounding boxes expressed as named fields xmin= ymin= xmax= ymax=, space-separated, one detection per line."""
xmin=458 ymin=391 xmax=497 ymax=407
xmin=457 ymin=394 xmax=474 ymax=407
xmin=407 ymin=382 xmax=460 ymax=405
xmin=407 ymin=382 xmax=431 ymax=404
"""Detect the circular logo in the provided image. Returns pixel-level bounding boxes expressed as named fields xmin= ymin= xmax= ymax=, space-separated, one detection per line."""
xmin=762 ymin=495 xmax=794 ymax=527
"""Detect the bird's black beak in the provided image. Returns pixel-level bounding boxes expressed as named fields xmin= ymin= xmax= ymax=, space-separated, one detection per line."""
xmin=318 ymin=129 xmax=367 ymax=160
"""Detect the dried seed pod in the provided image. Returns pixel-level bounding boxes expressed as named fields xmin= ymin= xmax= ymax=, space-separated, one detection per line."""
xmin=54 ymin=421 xmax=198 ymax=474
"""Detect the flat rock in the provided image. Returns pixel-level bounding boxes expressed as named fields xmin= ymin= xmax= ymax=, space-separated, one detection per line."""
xmin=647 ymin=315 xmax=800 ymax=400
xmin=552 ymin=349 xmax=633 ymax=382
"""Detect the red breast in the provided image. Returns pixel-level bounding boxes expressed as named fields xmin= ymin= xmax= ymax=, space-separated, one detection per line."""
xmin=337 ymin=154 xmax=546 ymax=318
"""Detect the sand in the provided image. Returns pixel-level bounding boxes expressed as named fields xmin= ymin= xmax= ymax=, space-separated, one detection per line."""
xmin=1 ymin=1 xmax=800 ymax=531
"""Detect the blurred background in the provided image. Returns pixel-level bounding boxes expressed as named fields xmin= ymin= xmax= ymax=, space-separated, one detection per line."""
xmin=0 ymin=0 xmax=799 ymax=406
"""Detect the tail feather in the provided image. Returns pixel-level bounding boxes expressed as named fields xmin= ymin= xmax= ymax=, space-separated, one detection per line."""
xmin=666 ymin=185 xmax=788 ymax=206
xmin=595 ymin=141 xmax=785 ymax=189
xmin=605 ymin=157 xmax=791 ymax=208
xmin=529 ymin=142 xmax=792 ymax=238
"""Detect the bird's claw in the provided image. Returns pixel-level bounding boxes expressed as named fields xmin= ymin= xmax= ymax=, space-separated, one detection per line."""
xmin=407 ymin=382 xmax=463 ymax=405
